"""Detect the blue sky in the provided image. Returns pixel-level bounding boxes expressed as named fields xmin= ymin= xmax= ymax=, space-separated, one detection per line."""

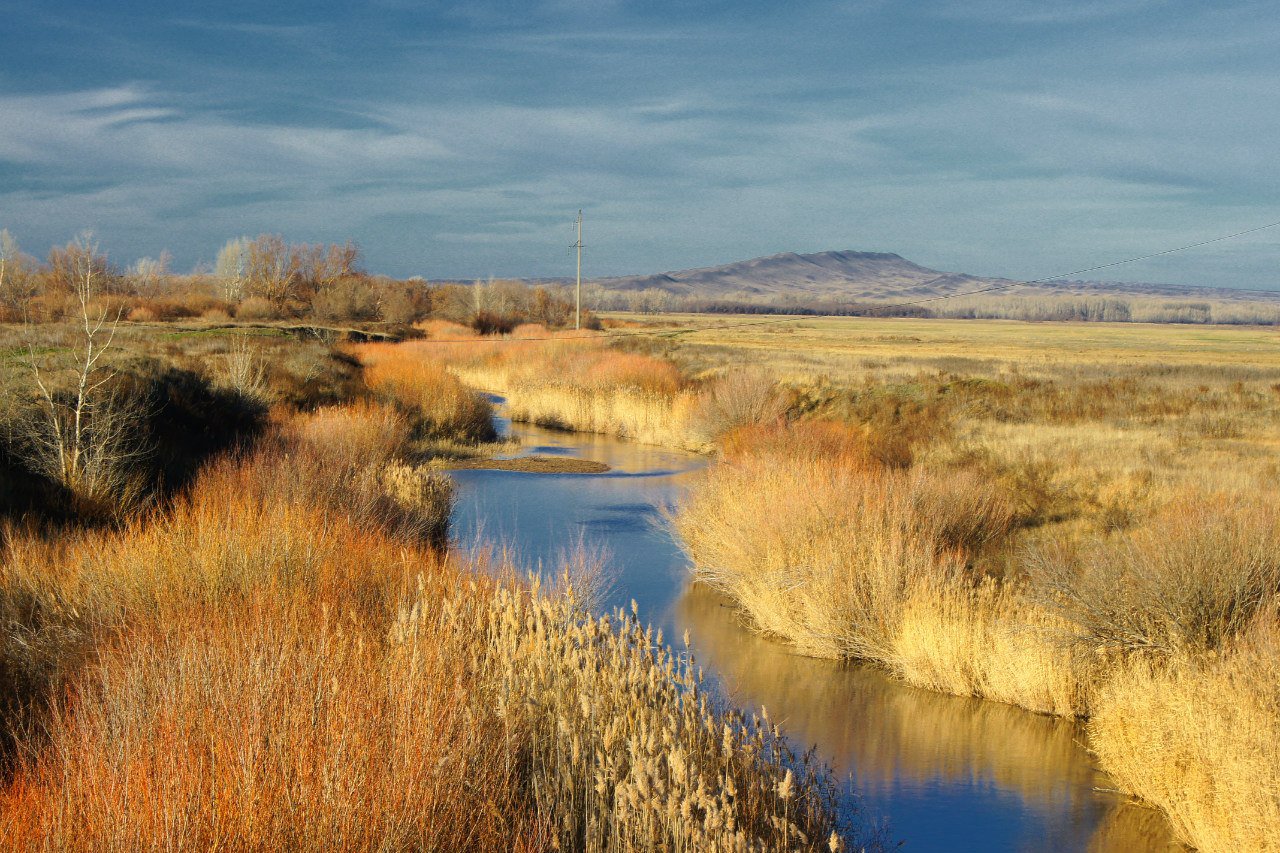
xmin=2 ymin=0 xmax=1278 ymax=286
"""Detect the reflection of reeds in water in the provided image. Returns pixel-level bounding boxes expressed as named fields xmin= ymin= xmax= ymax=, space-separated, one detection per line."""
xmin=673 ymin=585 xmax=1177 ymax=851
xmin=1086 ymin=804 xmax=1185 ymax=853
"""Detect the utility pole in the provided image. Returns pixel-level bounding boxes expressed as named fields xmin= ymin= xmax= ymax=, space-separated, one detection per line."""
xmin=573 ymin=209 xmax=583 ymax=330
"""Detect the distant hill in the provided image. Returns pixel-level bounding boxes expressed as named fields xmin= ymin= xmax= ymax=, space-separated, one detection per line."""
xmin=595 ymin=250 xmax=975 ymax=300
xmin=570 ymin=249 xmax=1270 ymax=304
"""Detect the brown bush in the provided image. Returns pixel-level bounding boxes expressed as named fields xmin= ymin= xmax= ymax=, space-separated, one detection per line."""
xmin=693 ymin=369 xmax=789 ymax=439
xmin=1029 ymin=492 xmax=1280 ymax=657
xmin=234 ymin=296 xmax=279 ymax=321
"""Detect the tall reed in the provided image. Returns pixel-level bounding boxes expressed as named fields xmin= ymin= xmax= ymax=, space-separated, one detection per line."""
xmin=356 ymin=342 xmax=495 ymax=442
xmin=1088 ymin=613 xmax=1280 ymax=851
xmin=674 ymin=425 xmax=1097 ymax=715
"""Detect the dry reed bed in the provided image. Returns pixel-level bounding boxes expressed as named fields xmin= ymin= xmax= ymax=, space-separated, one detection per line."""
xmin=0 ymin=399 xmax=858 ymax=850
xmin=674 ymin=423 xmax=1089 ymax=717
xmin=354 ymin=340 xmax=496 ymax=442
xmin=1089 ymin=616 xmax=1280 ymax=852
xmin=675 ymin=418 xmax=1280 ymax=849
xmin=399 ymin=322 xmax=710 ymax=450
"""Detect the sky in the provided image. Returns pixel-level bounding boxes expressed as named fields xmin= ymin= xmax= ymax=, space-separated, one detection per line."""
xmin=1 ymin=0 xmax=1278 ymax=287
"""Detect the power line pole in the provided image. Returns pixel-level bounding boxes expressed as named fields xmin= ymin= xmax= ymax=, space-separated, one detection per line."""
xmin=573 ymin=209 xmax=583 ymax=330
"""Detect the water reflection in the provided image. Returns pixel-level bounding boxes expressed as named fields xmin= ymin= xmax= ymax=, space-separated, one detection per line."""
xmin=674 ymin=586 xmax=1177 ymax=852
xmin=450 ymin=418 xmax=1179 ymax=852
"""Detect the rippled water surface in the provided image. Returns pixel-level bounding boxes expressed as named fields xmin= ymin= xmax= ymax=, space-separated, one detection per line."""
xmin=450 ymin=410 xmax=1178 ymax=852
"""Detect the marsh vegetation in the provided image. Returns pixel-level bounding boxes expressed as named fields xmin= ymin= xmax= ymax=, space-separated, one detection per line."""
xmin=0 ymin=245 xmax=862 ymax=850
xmin=2 ymin=235 xmax=1277 ymax=852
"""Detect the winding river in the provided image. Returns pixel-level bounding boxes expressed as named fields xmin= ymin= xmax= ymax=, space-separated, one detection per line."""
xmin=449 ymin=405 xmax=1179 ymax=852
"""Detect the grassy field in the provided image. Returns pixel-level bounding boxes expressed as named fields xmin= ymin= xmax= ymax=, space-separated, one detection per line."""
xmin=4 ymin=307 xmax=1277 ymax=851
xmin=0 ymin=316 xmax=861 ymax=851
xmin=639 ymin=313 xmax=1280 ymax=371
xmin=607 ymin=312 xmax=1280 ymax=852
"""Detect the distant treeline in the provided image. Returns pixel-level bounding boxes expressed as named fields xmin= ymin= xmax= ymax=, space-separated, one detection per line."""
xmin=4 ymin=229 xmax=1275 ymax=328
xmin=588 ymin=285 xmax=1280 ymax=325
xmin=0 ymin=231 xmax=597 ymax=332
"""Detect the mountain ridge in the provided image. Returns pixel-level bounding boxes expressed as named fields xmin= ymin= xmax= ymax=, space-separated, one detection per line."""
xmin=526 ymin=249 xmax=1274 ymax=303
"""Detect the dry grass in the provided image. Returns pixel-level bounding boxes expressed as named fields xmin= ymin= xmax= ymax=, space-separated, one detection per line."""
xmin=355 ymin=342 xmax=496 ymax=442
xmin=1089 ymin=613 xmax=1280 ymax=851
xmin=1029 ymin=491 xmax=1280 ymax=658
xmin=0 ymin=585 xmax=527 ymax=851
xmin=409 ymin=328 xmax=708 ymax=449
xmin=891 ymin=580 xmax=1094 ymax=716
xmin=654 ymin=313 xmax=1280 ymax=849
xmin=674 ymin=449 xmax=1086 ymax=715
xmin=0 ymin=394 xmax=858 ymax=850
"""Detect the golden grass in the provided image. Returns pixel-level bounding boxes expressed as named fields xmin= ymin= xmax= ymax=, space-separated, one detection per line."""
xmin=655 ymin=313 xmax=1280 ymax=849
xmin=0 ymin=398 xmax=857 ymax=850
xmin=630 ymin=313 xmax=1280 ymax=375
xmin=407 ymin=328 xmax=711 ymax=449
xmin=1089 ymin=614 xmax=1280 ymax=851
xmin=355 ymin=342 xmax=495 ymax=442
xmin=674 ymin=450 xmax=1089 ymax=714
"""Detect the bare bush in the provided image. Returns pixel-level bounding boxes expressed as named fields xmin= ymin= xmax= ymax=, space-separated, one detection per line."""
xmin=217 ymin=335 xmax=269 ymax=404
xmin=233 ymin=296 xmax=279 ymax=321
xmin=1029 ymin=492 xmax=1280 ymax=657
xmin=18 ymin=236 xmax=150 ymax=518
xmin=693 ymin=368 xmax=789 ymax=439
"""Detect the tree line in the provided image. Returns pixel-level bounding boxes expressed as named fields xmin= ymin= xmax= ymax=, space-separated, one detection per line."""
xmin=0 ymin=230 xmax=594 ymax=331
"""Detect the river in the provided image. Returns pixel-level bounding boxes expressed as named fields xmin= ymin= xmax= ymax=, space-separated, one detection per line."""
xmin=449 ymin=407 xmax=1178 ymax=852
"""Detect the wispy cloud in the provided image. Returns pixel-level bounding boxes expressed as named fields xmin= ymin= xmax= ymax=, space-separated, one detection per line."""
xmin=0 ymin=0 xmax=1276 ymax=285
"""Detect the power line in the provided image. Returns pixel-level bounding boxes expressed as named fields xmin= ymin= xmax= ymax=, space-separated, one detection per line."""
xmin=406 ymin=218 xmax=1280 ymax=345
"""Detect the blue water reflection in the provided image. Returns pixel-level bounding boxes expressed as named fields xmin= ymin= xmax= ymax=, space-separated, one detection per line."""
xmin=449 ymin=418 xmax=1177 ymax=853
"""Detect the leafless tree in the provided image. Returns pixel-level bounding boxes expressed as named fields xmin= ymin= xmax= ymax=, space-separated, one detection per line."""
xmin=246 ymin=234 xmax=300 ymax=308
xmin=215 ymin=237 xmax=250 ymax=302
xmin=21 ymin=233 xmax=149 ymax=514
xmin=0 ymin=229 xmax=35 ymax=317
xmin=128 ymin=250 xmax=172 ymax=295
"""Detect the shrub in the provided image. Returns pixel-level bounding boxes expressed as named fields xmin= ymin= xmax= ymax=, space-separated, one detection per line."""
xmin=1089 ymin=613 xmax=1280 ymax=851
xmin=693 ymin=369 xmax=788 ymax=439
xmin=675 ymin=456 xmax=1013 ymax=661
xmin=357 ymin=345 xmax=496 ymax=442
xmin=720 ymin=419 xmax=884 ymax=469
xmin=1029 ymin=492 xmax=1280 ymax=657
xmin=234 ymin=296 xmax=279 ymax=321
xmin=312 ymin=278 xmax=379 ymax=321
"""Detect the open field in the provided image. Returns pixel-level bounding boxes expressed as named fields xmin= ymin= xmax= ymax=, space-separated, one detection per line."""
xmin=4 ymin=303 xmax=1278 ymax=851
xmin=623 ymin=313 xmax=1280 ymax=489
xmin=633 ymin=312 xmax=1280 ymax=367
xmin=0 ymin=314 xmax=863 ymax=851
xmin=612 ymin=312 xmax=1280 ymax=851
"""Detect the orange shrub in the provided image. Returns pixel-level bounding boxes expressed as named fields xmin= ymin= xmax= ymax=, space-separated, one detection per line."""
xmin=721 ymin=419 xmax=881 ymax=467
xmin=356 ymin=344 xmax=495 ymax=441
xmin=414 ymin=318 xmax=480 ymax=340
xmin=582 ymin=351 xmax=684 ymax=394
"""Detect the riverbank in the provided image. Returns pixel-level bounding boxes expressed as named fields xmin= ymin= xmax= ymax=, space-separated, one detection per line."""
xmin=410 ymin=315 xmax=1278 ymax=850
xmin=0 ymin=322 xmax=860 ymax=851
xmin=645 ymin=314 xmax=1280 ymax=852
xmin=450 ymin=412 xmax=1179 ymax=851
